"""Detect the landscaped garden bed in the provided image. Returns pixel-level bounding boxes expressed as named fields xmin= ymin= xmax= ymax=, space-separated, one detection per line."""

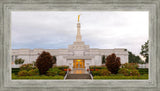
xmin=88 ymin=54 xmax=149 ymax=80
xmin=12 ymin=64 xmax=70 ymax=80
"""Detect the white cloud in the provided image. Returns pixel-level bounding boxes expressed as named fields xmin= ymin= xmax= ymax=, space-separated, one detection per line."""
xmin=11 ymin=11 xmax=148 ymax=55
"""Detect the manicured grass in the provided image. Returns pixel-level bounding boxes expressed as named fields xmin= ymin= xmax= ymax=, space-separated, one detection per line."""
xmin=93 ymin=74 xmax=148 ymax=79
xmin=12 ymin=74 xmax=64 ymax=80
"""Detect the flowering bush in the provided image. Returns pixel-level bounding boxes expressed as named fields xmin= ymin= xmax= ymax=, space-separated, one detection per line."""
xmin=18 ymin=70 xmax=29 ymax=76
xmin=95 ymin=69 xmax=99 ymax=71
xmin=122 ymin=63 xmax=139 ymax=69
xmin=130 ymin=69 xmax=140 ymax=76
xmin=98 ymin=69 xmax=111 ymax=76
xmin=28 ymin=69 xmax=39 ymax=76
xmin=20 ymin=64 xmax=35 ymax=71
xmin=118 ymin=68 xmax=140 ymax=76
xmin=118 ymin=68 xmax=130 ymax=76
xmin=63 ymin=68 xmax=71 ymax=71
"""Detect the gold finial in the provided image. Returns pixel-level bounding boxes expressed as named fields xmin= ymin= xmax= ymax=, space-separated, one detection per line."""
xmin=78 ymin=15 xmax=80 ymax=22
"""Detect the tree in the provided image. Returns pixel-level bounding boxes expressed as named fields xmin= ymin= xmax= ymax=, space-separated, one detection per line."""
xmin=128 ymin=51 xmax=144 ymax=63
xmin=102 ymin=55 xmax=106 ymax=64
xmin=36 ymin=51 xmax=53 ymax=75
xmin=15 ymin=58 xmax=24 ymax=64
xmin=140 ymin=40 xmax=149 ymax=63
xmin=105 ymin=53 xmax=121 ymax=74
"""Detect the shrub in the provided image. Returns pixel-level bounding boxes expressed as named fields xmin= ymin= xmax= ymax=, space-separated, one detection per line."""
xmin=28 ymin=69 xmax=39 ymax=76
xmin=138 ymin=68 xmax=148 ymax=75
xmin=18 ymin=70 xmax=29 ymax=76
xmin=106 ymin=53 xmax=121 ymax=74
xmin=91 ymin=71 xmax=99 ymax=76
xmin=118 ymin=68 xmax=130 ymax=76
xmin=122 ymin=63 xmax=139 ymax=69
xmin=98 ymin=69 xmax=111 ymax=76
xmin=36 ymin=51 xmax=54 ymax=75
xmin=118 ymin=68 xmax=140 ymax=76
xmin=58 ymin=71 xmax=66 ymax=76
xmin=130 ymin=69 xmax=140 ymax=76
xmin=15 ymin=58 xmax=24 ymax=64
xmin=89 ymin=65 xmax=106 ymax=69
xmin=46 ymin=68 xmax=61 ymax=76
xmin=12 ymin=68 xmax=20 ymax=75
xmin=55 ymin=66 xmax=69 ymax=70
xmin=20 ymin=64 xmax=36 ymax=71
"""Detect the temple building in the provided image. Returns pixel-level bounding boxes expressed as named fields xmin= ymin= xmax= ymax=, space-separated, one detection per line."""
xmin=12 ymin=15 xmax=128 ymax=69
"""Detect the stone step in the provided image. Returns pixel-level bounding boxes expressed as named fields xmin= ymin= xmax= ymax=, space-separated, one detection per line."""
xmin=66 ymin=74 xmax=91 ymax=79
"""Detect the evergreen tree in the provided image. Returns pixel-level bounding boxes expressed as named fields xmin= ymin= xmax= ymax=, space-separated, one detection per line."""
xmin=128 ymin=51 xmax=144 ymax=63
xmin=140 ymin=40 xmax=149 ymax=63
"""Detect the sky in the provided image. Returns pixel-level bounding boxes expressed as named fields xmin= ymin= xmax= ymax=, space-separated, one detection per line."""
xmin=11 ymin=11 xmax=148 ymax=55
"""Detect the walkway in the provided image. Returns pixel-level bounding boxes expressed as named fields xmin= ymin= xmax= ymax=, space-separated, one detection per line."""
xmin=66 ymin=68 xmax=92 ymax=79
xmin=70 ymin=68 xmax=88 ymax=74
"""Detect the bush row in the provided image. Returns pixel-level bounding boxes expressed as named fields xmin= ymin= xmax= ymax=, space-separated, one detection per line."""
xmin=20 ymin=64 xmax=36 ymax=71
xmin=54 ymin=66 xmax=69 ymax=70
xmin=121 ymin=63 xmax=139 ymax=69
xmin=91 ymin=69 xmax=111 ymax=76
xmin=89 ymin=65 xmax=106 ymax=69
xmin=46 ymin=68 xmax=66 ymax=76
xmin=18 ymin=69 xmax=39 ymax=76
xmin=118 ymin=68 xmax=140 ymax=76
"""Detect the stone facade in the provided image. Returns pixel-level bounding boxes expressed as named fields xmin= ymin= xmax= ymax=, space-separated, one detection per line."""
xmin=12 ymin=16 xmax=128 ymax=69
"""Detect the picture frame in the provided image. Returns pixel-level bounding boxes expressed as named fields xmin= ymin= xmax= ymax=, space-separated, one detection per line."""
xmin=0 ymin=0 xmax=159 ymax=91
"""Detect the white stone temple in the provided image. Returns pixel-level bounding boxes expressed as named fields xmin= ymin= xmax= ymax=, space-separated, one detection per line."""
xmin=12 ymin=15 xmax=128 ymax=69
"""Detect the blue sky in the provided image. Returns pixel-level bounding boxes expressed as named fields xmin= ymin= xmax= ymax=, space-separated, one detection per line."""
xmin=11 ymin=11 xmax=148 ymax=55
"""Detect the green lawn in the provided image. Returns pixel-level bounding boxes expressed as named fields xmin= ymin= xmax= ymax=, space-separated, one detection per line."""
xmin=12 ymin=74 xmax=148 ymax=80
xmin=93 ymin=74 xmax=148 ymax=79
xmin=12 ymin=74 xmax=64 ymax=80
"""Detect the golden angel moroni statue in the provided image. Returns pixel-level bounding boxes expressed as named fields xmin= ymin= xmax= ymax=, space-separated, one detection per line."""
xmin=78 ymin=15 xmax=80 ymax=22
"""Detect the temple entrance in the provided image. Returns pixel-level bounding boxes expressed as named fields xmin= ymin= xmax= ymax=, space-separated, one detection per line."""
xmin=73 ymin=59 xmax=85 ymax=68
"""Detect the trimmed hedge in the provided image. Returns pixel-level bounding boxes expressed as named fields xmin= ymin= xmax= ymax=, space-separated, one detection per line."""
xmin=91 ymin=69 xmax=111 ymax=76
xmin=55 ymin=66 xmax=69 ymax=70
xmin=138 ymin=68 xmax=148 ymax=75
xmin=93 ymin=75 xmax=148 ymax=79
xmin=12 ymin=68 xmax=20 ymax=75
xmin=89 ymin=66 xmax=106 ymax=69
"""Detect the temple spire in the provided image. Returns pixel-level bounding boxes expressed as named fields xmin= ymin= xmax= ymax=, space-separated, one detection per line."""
xmin=76 ymin=15 xmax=82 ymax=42
xmin=78 ymin=15 xmax=80 ymax=22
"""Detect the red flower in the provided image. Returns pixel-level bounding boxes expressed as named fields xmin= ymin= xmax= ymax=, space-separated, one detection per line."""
xmin=95 ymin=69 xmax=99 ymax=71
